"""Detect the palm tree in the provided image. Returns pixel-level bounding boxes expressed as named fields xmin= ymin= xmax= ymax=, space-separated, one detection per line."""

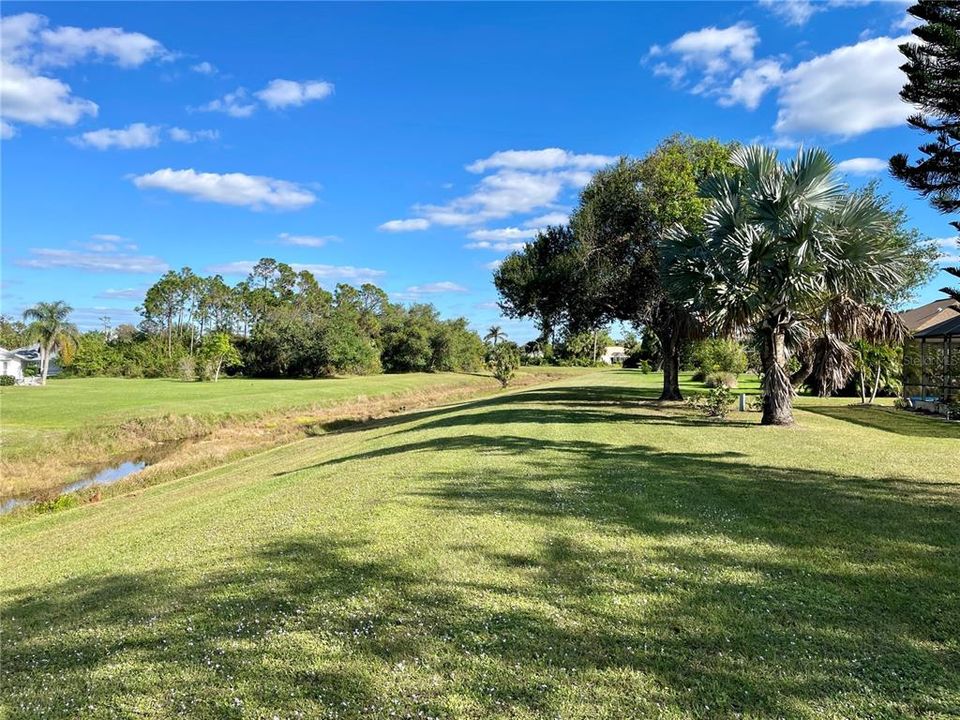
xmin=664 ymin=146 xmax=910 ymax=425
xmin=484 ymin=325 xmax=507 ymax=346
xmin=22 ymin=301 xmax=79 ymax=385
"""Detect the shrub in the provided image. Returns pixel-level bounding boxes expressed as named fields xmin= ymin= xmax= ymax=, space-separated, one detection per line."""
xmin=489 ymin=342 xmax=521 ymax=388
xmin=0 ymin=374 xmax=15 ymax=386
xmin=704 ymin=371 xmax=738 ymax=389
xmin=178 ymin=356 xmax=197 ymax=382
xmin=686 ymin=386 xmax=733 ymax=420
xmin=692 ymin=339 xmax=748 ymax=380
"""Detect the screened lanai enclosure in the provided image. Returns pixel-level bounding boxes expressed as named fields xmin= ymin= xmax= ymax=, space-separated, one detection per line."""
xmin=903 ymin=314 xmax=960 ymax=416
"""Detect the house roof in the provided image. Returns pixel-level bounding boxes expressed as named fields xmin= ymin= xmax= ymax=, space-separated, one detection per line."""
xmin=915 ymin=313 xmax=960 ymax=339
xmin=900 ymin=298 xmax=960 ymax=332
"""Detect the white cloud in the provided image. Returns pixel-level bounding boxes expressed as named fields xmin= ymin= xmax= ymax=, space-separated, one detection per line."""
xmin=276 ymin=232 xmax=337 ymax=247
xmin=774 ymin=35 xmax=912 ymax=138
xmin=836 ymin=157 xmax=888 ymax=175
xmin=70 ymin=122 xmax=161 ymax=150
xmin=393 ymin=280 xmax=469 ymax=300
xmin=206 ymin=260 xmax=385 ymax=282
xmin=132 ymin=168 xmax=316 ymax=211
xmin=934 ymin=237 xmax=960 ymax=264
xmin=255 ymin=79 xmax=334 ymax=109
xmin=90 ymin=233 xmax=128 ymax=244
xmin=465 ymin=228 xmax=538 ymax=248
xmin=378 ymin=218 xmax=431 ymax=232
xmin=18 ymin=248 xmax=168 ymax=273
xmin=381 ymin=148 xmax=600 ymax=235
xmin=524 ymin=212 xmax=568 ymax=227
xmin=95 ymin=287 xmax=144 ymax=300
xmin=466 ymin=148 xmax=614 ymax=174
xmin=191 ymin=61 xmax=217 ymax=75
xmin=0 ymin=13 xmax=169 ymax=136
xmin=721 ymin=59 xmax=783 ymax=111
xmin=484 ymin=260 xmax=504 ymax=271
xmin=0 ymin=60 xmax=98 ymax=127
xmin=197 ymin=88 xmax=256 ymax=118
xmin=464 ymin=240 xmax=528 ymax=252
xmin=1 ymin=13 xmax=169 ymax=68
xmin=168 ymin=127 xmax=219 ymax=143
xmin=760 ymin=0 xmax=875 ymax=27
xmin=35 ymin=24 xmax=170 ymax=68
xmin=1 ymin=120 xmax=15 ymax=139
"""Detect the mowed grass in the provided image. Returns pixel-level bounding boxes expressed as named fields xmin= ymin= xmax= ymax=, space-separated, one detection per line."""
xmin=2 ymin=370 xmax=958 ymax=719
xmin=0 ymin=371 xmax=577 ymax=455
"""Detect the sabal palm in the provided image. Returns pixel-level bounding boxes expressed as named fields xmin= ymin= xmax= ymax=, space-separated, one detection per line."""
xmin=664 ymin=146 xmax=908 ymax=425
xmin=23 ymin=301 xmax=78 ymax=385
xmin=484 ymin=325 xmax=506 ymax=345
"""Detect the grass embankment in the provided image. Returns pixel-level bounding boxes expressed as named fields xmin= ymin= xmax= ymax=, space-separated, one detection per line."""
xmin=2 ymin=370 xmax=957 ymax=719
xmin=0 ymin=368 xmax=585 ymax=501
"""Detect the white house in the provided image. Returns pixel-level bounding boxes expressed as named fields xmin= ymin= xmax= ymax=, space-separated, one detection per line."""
xmin=600 ymin=345 xmax=628 ymax=364
xmin=0 ymin=345 xmax=56 ymax=383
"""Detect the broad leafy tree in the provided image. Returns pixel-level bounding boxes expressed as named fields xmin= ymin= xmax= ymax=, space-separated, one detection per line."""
xmin=665 ymin=146 xmax=920 ymax=425
xmin=22 ymin=301 xmax=79 ymax=385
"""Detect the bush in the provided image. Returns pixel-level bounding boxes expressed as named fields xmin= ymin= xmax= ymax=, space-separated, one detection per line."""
xmin=704 ymin=371 xmax=738 ymax=389
xmin=686 ymin=385 xmax=733 ymax=420
xmin=178 ymin=356 xmax=197 ymax=382
xmin=489 ymin=342 xmax=521 ymax=388
xmin=692 ymin=339 xmax=748 ymax=380
xmin=0 ymin=374 xmax=15 ymax=386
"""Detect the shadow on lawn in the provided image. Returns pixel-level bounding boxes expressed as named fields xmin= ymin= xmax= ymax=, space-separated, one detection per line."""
xmin=3 ymin=378 xmax=958 ymax=718
xmin=802 ymin=403 xmax=960 ymax=439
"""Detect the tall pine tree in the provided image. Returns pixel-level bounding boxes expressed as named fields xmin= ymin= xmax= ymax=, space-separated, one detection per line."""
xmin=889 ymin=0 xmax=960 ymax=302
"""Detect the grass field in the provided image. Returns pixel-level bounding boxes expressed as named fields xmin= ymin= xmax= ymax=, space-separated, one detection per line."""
xmin=2 ymin=370 xmax=958 ymax=719
xmin=0 ymin=368 xmax=582 ymax=499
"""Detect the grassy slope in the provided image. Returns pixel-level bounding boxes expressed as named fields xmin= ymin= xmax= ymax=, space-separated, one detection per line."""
xmin=2 ymin=371 xmax=958 ymax=719
xmin=0 ymin=369 xmax=583 ymax=499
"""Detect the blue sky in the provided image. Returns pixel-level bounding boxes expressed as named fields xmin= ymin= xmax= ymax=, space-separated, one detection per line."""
xmin=2 ymin=1 xmax=957 ymax=340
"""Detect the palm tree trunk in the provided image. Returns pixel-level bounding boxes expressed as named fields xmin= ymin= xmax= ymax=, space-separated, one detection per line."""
xmin=759 ymin=327 xmax=794 ymax=426
xmin=869 ymin=364 xmax=883 ymax=404
xmin=39 ymin=344 xmax=50 ymax=386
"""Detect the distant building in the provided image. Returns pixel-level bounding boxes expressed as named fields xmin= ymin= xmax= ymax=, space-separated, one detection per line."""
xmin=900 ymin=298 xmax=960 ymax=333
xmin=600 ymin=346 xmax=628 ymax=364
xmin=0 ymin=344 xmax=60 ymax=384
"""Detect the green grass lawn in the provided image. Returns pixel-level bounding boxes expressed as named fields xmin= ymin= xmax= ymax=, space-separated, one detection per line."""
xmin=2 ymin=370 xmax=958 ymax=719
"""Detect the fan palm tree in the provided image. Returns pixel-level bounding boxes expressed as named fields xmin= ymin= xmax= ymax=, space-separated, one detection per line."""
xmin=22 ymin=301 xmax=79 ymax=385
xmin=664 ymin=146 xmax=910 ymax=425
xmin=484 ymin=325 xmax=507 ymax=346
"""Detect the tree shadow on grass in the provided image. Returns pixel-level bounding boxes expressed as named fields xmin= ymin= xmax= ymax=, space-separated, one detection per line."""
xmin=6 ymin=429 xmax=958 ymax=718
xmin=802 ymin=403 xmax=960 ymax=439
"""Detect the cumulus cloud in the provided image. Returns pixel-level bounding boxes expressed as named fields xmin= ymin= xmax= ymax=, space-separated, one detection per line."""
xmin=198 ymin=79 xmax=334 ymax=118
xmin=70 ymin=122 xmax=161 ymax=149
xmin=206 ymin=260 xmax=385 ymax=282
xmin=191 ymin=61 xmax=217 ymax=75
xmin=95 ymin=287 xmax=145 ymax=300
xmin=773 ymin=35 xmax=912 ymax=138
xmin=379 ymin=148 xmax=602 ymax=235
xmin=276 ymin=232 xmax=338 ymax=247
xmin=0 ymin=13 xmax=169 ymax=136
xmin=132 ymin=168 xmax=316 ymax=211
xmin=759 ymin=0 xmax=875 ymax=27
xmin=378 ymin=218 xmax=431 ymax=232
xmin=484 ymin=260 xmax=504 ymax=271
xmin=404 ymin=281 xmax=468 ymax=294
xmin=17 ymin=248 xmax=168 ymax=273
xmin=835 ymin=157 xmax=888 ymax=175
xmin=0 ymin=60 xmax=98 ymax=126
xmin=935 ymin=237 xmax=960 ymax=264
xmin=255 ymin=79 xmax=334 ymax=109
xmin=464 ymin=240 xmax=528 ymax=252
xmin=466 ymin=148 xmax=615 ymax=174
xmin=168 ymin=127 xmax=219 ymax=143
xmin=197 ymin=88 xmax=256 ymax=118
xmin=650 ymin=22 xmax=916 ymax=139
